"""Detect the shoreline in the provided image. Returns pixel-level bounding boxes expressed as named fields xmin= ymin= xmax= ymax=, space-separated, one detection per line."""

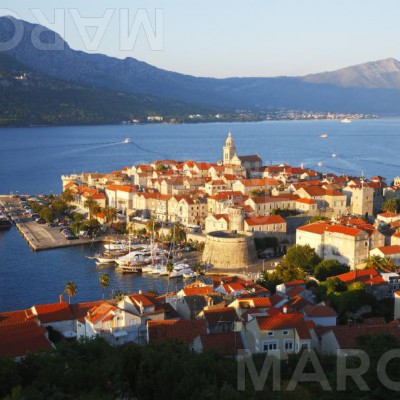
xmin=0 ymin=115 xmax=383 ymax=129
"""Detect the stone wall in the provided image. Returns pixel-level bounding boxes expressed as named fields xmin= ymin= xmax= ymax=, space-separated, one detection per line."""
xmin=202 ymin=231 xmax=258 ymax=269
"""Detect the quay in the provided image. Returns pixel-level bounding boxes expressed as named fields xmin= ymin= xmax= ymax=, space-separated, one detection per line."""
xmin=0 ymin=195 xmax=103 ymax=251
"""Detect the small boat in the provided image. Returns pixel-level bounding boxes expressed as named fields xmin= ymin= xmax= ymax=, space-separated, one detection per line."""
xmin=320 ymin=133 xmax=329 ymax=138
xmin=341 ymin=118 xmax=352 ymax=124
xmin=124 ymin=138 xmax=131 ymax=144
xmin=0 ymin=215 xmax=12 ymax=230
xmin=332 ymin=153 xmax=337 ymax=158
xmin=117 ymin=264 xmax=142 ymax=273
xmin=317 ymin=162 xmax=323 ymax=167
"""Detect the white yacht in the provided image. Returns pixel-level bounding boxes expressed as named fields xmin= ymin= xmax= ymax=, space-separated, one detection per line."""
xmin=320 ymin=133 xmax=329 ymax=138
xmin=124 ymin=137 xmax=131 ymax=143
xmin=169 ymin=263 xmax=192 ymax=278
xmin=341 ymin=118 xmax=352 ymax=123
xmin=332 ymin=153 xmax=337 ymax=158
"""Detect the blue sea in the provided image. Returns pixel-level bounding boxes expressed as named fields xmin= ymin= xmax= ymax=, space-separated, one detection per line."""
xmin=0 ymin=118 xmax=399 ymax=311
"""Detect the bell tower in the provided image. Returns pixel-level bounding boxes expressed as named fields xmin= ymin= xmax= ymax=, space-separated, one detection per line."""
xmin=223 ymin=131 xmax=236 ymax=165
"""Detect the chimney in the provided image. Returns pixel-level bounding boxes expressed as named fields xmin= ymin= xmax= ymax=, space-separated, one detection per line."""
xmin=283 ymin=306 xmax=288 ymax=314
xmin=59 ymin=294 xmax=64 ymax=303
xmin=138 ymin=289 xmax=143 ymax=295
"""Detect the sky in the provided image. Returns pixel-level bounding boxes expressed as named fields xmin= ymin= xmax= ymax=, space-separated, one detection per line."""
xmin=0 ymin=0 xmax=399 ymax=78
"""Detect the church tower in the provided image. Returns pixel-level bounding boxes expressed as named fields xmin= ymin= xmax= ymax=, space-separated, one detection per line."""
xmin=223 ymin=131 xmax=236 ymax=165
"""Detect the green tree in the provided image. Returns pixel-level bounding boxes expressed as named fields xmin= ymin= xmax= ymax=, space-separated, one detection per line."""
xmin=381 ymin=256 xmax=397 ymax=272
xmin=99 ymin=273 xmax=110 ymax=300
xmin=382 ymin=198 xmax=398 ymax=213
xmin=39 ymin=207 xmax=55 ymax=222
xmin=64 ymin=281 xmax=77 ymax=304
xmin=61 ymin=188 xmax=75 ymax=203
xmin=367 ymin=254 xmax=384 ymax=270
xmin=114 ymin=290 xmax=125 ymax=301
xmin=170 ymin=222 xmax=186 ymax=245
xmin=309 ymin=215 xmax=329 ymax=223
xmin=84 ymin=196 xmax=101 ymax=219
xmin=72 ymin=212 xmax=84 ymax=222
xmin=146 ymin=218 xmax=162 ymax=239
xmin=283 ymin=244 xmax=322 ymax=275
xmin=275 ymin=262 xmax=306 ymax=282
xmin=314 ymin=259 xmax=350 ymax=281
xmin=258 ymin=271 xmax=283 ymax=294
xmin=193 ymin=261 xmax=202 ymax=275
xmin=103 ymin=206 xmax=117 ymax=224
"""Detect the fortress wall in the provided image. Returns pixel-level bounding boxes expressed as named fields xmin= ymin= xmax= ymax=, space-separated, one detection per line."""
xmin=202 ymin=231 xmax=258 ymax=269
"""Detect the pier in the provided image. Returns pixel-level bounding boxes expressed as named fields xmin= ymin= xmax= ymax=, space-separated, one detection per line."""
xmin=0 ymin=195 xmax=102 ymax=251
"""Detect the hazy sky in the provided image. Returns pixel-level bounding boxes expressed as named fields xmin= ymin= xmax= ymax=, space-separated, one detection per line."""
xmin=1 ymin=0 xmax=398 ymax=78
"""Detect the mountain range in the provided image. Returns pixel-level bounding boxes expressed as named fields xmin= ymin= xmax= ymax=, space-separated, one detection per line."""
xmin=1 ymin=16 xmax=400 ymax=126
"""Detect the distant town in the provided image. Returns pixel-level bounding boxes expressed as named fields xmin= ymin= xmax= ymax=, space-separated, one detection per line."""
xmin=126 ymin=110 xmax=379 ymax=125
xmin=2 ymin=129 xmax=400 ymax=388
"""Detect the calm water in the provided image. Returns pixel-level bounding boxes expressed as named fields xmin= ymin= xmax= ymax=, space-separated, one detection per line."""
xmin=1 ymin=118 xmax=400 ymax=311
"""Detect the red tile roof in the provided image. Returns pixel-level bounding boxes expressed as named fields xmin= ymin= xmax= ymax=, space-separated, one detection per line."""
xmin=182 ymin=286 xmax=213 ymax=296
xmin=245 ymin=215 xmax=286 ymax=226
xmin=147 ymin=319 xmax=206 ymax=344
xmin=378 ymin=212 xmax=399 ymax=218
xmin=0 ymin=309 xmax=36 ymax=327
xmin=33 ymin=302 xmax=74 ymax=323
xmin=296 ymin=198 xmax=317 ymax=205
xmin=203 ymin=307 xmax=238 ymax=328
xmin=0 ymin=321 xmax=53 ymax=357
xmin=375 ymin=245 xmax=400 ymax=255
xmin=86 ymin=302 xmax=117 ymax=324
xmin=328 ymin=324 xmax=400 ymax=349
xmin=284 ymin=280 xmax=306 ymax=287
xmin=325 ymin=225 xmax=363 ymax=237
xmin=256 ymin=313 xmax=312 ymax=339
xmin=297 ymin=222 xmax=329 ymax=234
xmin=200 ymin=332 xmax=243 ymax=356
xmin=333 ymin=268 xmax=387 ymax=286
xmin=303 ymin=305 xmax=337 ymax=318
xmin=70 ymin=301 xmax=103 ymax=320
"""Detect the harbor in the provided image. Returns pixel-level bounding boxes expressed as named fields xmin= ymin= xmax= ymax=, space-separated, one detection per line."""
xmin=0 ymin=195 xmax=102 ymax=251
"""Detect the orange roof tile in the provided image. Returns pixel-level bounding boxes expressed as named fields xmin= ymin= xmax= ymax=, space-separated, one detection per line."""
xmin=182 ymin=286 xmax=213 ymax=296
xmin=303 ymin=305 xmax=337 ymax=318
xmin=0 ymin=321 xmax=53 ymax=357
xmin=375 ymin=245 xmax=400 ymax=255
xmin=296 ymin=198 xmax=317 ymax=205
xmin=33 ymin=302 xmax=73 ymax=323
xmin=200 ymin=332 xmax=243 ymax=356
xmin=245 ymin=215 xmax=286 ymax=226
xmin=148 ymin=319 xmax=206 ymax=344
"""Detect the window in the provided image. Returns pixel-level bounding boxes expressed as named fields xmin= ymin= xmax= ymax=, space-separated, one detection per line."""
xmin=267 ymin=331 xmax=274 ymax=336
xmin=284 ymin=340 xmax=294 ymax=352
xmin=263 ymin=341 xmax=278 ymax=352
xmin=283 ymin=330 xmax=289 ymax=335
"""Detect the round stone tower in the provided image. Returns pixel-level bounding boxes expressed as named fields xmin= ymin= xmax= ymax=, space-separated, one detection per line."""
xmin=202 ymin=231 xmax=258 ymax=270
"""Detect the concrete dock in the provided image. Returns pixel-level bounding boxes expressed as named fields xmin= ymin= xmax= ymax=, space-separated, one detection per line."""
xmin=0 ymin=195 xmax=102 ymax=251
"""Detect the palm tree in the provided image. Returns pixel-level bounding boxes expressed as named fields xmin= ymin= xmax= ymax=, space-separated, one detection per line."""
xmin=169 ymin=222 xmax=186 ymax=245
xmin=99 ymin=273 xmax=110 ymax=300
xmin=64 ymin=281 xmax=77 ymax=304
xmin=84 ymin=196 xmax=100 ymax=219
xmin=367 ymin=255 xmax=383 ymax=270
xmin=193 ymin=261 xmax=202 ymax=276
xmin=166 ymin=260 xmax=174 ymax=293
xmin=146 ymin=218 xmax=161 ymax=240
xmin=114 ymin=290 xmax=125 ymax=301
xmin=61 ymin=188 xmax=75 ymax=203
xmin=104 ymin=206 xmax=117 ymax=224
xmin=381 ymin=257 xmax=397 ymax=272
